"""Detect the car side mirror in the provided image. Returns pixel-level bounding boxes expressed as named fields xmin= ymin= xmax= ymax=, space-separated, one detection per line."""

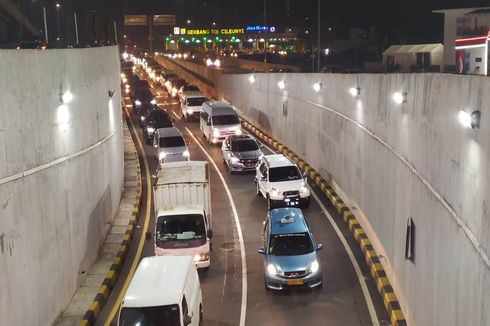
xmin=258 ymin=248 xmax=266 ymax=255
xmin=184 ymin=315 xmax=192 ymax=326
xmin=316 ymin=243 xmax=323 ymax=251
xmin=260 ymin=176 xmax=266 ymax=181
xmin=260 ymin=144 xmax=264 ymax=149
xmin=206 ymin=121 xmax=211 ymax=126
xmin=146 ymin=231 xmax=152 ymax=241
xmin=303 ymin=172 xmax=307 ymax=178
xmin=207 ymin=229 xmax=213 ymax=239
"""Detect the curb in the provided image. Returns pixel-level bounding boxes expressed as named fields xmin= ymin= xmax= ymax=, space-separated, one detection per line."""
xmin=80 ymin=106 xmax=143 ymax=326
xmin=241 ymin=118 xmax=407 ymax=326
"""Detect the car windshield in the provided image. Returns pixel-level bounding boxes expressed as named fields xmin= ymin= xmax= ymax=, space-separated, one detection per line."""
xmin=160 ymin=136 xmax=185 ymax=148
xmin=119 ymin=305 xmax=180 ymax=326
xmin=269 ymin=166 xmax=302 ymax=182
xmin=156 ymin=214 xmax=206 ymax=242
xmin=212 ymin=114 xmax=239 ymax=126
xmin=268 ymin=232 xmax=314 ymax=256
xmin=187 ymin=97 xmax=205 ymax=106
xmin=231 ymin=139 xmax=258 ymax=152
xmin=138 ymin=92 xmax=153 ymax=101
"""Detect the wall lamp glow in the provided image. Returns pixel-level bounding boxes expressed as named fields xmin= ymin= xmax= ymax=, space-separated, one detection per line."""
xmin=313 ymin=82 xmax=322 ymax=92
xmin=459 ymin=109 xmax=481 ymax=129
xmin=277 ymin=80 xmax=286 ymax=89
xmin=349 ymin=87 xmax=361 ymax=97
xmin=393 ymin=92 xmax=407 ymax=104
xmin=248 ymin=75 xmax=256 ymax=83
xmin=60 ymin=91 xmax=73 ymax=104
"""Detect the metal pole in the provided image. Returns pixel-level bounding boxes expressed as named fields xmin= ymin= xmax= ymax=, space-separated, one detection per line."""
xmin=43 ymin=7 xmax=49 ymax=44
xmin=113 ymin=20 xmax=118 ymax=44
xmin=263 ymin=0 xmax=267 ymax=63
xmin=317 ymin=0 xmax=320 ymax=72
xmin=74 ymin=12 xmax=79 ymax=45
xmin=56 ymin=6 xmax=61 ymax=47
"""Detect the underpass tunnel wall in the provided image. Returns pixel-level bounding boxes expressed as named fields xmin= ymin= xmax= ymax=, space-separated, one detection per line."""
xmin=0 ymin=46 xmax=124 ymax=325
xmin=216 ymin=72 xmax=490 ymax=326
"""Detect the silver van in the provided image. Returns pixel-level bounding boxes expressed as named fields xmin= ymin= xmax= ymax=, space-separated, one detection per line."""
xmin=180 ymin=91 xmax=206 ymax=121
xmin=200 ymin=100 xmax=242 ymax=144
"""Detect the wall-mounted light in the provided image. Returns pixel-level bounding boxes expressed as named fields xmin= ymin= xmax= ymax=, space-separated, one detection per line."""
xmin=349 ymin=87 xmax=361 ymax=97
xmin=277 ymin=80 xmax=286 ymax=89
xmin=248 ymin=75 xmax=256 ymax=84
xmin=60 ymin=90 xmax=73 ymax=104
xmin=459 ymin=109 xmax=481 ymax=129
xmin=313 ymin=82 xmax=322 ymax=92
xmin=393 ymin=92 xmax=407 ymax=104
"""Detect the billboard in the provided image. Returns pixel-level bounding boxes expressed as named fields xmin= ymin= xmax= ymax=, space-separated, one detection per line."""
xmin=124 ymin=15 xmax=147 ymax=26
xmin=153 ymin=15 xmax=175 ymax=26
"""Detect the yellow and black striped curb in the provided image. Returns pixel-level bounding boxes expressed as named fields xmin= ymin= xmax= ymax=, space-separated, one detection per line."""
xmin=241 ymin=117 xmax=407 ymax=326
xmin=80 ymin=106 xmax=143 ymax=326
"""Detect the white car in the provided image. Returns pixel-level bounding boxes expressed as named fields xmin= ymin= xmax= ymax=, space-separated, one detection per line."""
xmin=153 ymin=127 xmax=190 ymax=163
xmin=255 ymin=154 xmax=311 ymax=209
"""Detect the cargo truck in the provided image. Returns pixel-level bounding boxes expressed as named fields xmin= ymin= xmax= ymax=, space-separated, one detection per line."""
xmin=151 ymin=161 xmax=213 ymax=268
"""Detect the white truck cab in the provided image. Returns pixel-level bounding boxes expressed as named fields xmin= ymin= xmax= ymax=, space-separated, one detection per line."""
xmin=118 ymin=255 xmax=202 ymax=326
xmin=255 ymin=154 xmax=311 ymax=209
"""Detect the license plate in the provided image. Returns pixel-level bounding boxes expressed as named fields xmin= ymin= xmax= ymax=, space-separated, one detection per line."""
xmin=286 ymin=279 xmax=304 ymax=286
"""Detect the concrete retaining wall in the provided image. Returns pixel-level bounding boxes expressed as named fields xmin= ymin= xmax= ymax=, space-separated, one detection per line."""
xmin=216 ymin=72 xmax=490 ymax=326
xmin=0 ymin=46 xmax=124 ymax=326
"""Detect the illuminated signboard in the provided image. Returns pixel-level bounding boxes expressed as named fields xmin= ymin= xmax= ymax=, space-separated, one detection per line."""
xmin=246 ymin=25 xmax=276 ymax=33
xmin=174 ymin=28 xmax=245 ymax=35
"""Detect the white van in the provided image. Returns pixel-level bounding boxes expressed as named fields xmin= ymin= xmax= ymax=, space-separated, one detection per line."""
xmin=118 ymin=255 xmax=202 ymax=326
xmin=181 ymin=91 xmax=206 ymax=121
xmin=200 ymin=100 xmax=242 ymax=144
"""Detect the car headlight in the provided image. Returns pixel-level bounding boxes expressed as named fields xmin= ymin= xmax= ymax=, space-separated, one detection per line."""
xmin=125 ymin=84 xmax=130 ymax=89
xmin=267 ymin=263 xmax=277 ymax=276
xmin=120 ymin=73 xmax=125 ymax=79
xmin=159 ymin=152 xmax=167 ymax=160
xmin=140 ymin=116 xmax=145 ymax=121
xmin=235 ymin=129 xmax=242 ymax=135
xmin=135 ymin=100 xmax=141 ymax=106
xmin=186 ymin=109 xmax=193 ymax=115
xmin=270 ymin=188 xmax=281 ymax=196
xmin=183 ymin=150 xmax=190 ymax=157
xmin=230 ymin=156 xmax=240 ymax=164
xmin=206 ymin=58 xmax=212 ymax=66
xmin=125 ymin=88 xmax=130 ymax=94
xmin=299 ymin=183 xmax=309 ymax=195
xmin=151 ymin=99 xmax=157 ymax=105
xmin=214 ymin=59 xmax=221 ymax=67
xmin=213 ymin=129 xmax=220 ymax=138
xmin=309 ymin=259 xmax=319 ymax=273
xmin=147 ymin=127 xmax=155 ymax=133
xmin=194 ymin=253 xmax=209 ymax=262
xmin=122 ymin=77 xmax=127 ymax=84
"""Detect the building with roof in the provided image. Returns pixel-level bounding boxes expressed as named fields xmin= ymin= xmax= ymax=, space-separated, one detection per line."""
xmin=382 ymin=43 xmax=443 ymax=72
xmin=433 ymin=7 xmax=490 ymax=74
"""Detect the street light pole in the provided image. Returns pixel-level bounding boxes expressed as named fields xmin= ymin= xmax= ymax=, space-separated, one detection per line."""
xmin=56 ymin=3 xmax=61 ymax=47
xmin=264 ymin=0 xmax=267 ymax=63
xmin=317 ymin=0 xmax=320 ymax=72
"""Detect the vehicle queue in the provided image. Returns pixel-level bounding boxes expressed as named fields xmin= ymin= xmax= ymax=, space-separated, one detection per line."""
xmin=117 ymin=53 xmax=323 ymax=325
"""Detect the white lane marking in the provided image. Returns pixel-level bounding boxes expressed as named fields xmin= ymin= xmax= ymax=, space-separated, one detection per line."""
xmin=171 ymin=110 xmax=181 ymax=121
xmin=258 ymin=139 xmax=380 ymax=325
xmin=311 ymin=190 xmax=380 ymax=325
xmin=185 ymin=127 xmax=247 ymax=326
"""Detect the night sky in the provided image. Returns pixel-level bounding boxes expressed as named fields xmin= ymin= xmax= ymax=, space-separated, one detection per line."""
xmin=123 ymin=0 xmax=490 ymax=43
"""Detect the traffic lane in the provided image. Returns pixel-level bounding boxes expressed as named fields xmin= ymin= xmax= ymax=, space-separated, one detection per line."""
xmin=143 ymin=91 xmax=243 ymax=326
xmin=174 ymin=113 xmax=381 ymax=325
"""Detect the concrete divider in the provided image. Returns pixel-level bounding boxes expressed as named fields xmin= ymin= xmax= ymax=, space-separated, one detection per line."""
xmin=0 ymin=46 xmax=123 ymax=326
